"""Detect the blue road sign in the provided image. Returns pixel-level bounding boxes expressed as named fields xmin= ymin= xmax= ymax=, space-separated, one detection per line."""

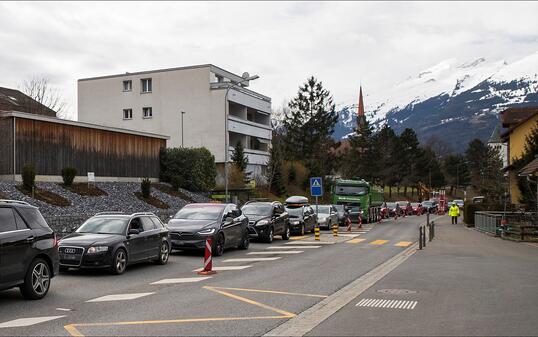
xmin=310 ymin=177 xmax=323 ymax=197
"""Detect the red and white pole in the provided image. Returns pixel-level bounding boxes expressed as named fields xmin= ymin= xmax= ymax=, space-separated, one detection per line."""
xmin=197 ymin=237 xmax=217 ymax=275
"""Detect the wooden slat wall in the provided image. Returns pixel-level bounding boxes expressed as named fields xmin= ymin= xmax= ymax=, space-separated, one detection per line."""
xmin=15 ymin=118 xmax=165 ymax=178
xmin=0 ymin=117 xmax=14 ymax=175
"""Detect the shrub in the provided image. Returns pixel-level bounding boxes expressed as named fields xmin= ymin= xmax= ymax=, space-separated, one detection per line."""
xmin=228 ymin=165 xmax=246 ymax=189
xmin=61 ymin=166 xmax=77 ymax=186
xmin=160 ymin=147 xmax=217 ymax=192
xmin=141 ymin=178 xmax=151 ymax=198
xmin=22 ymin=164 xmax=35 ymax=192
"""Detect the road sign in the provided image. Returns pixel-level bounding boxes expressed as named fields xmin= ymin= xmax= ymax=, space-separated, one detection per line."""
xmin=310 ymin=177 xmax=323 ymax=197
xmin=87 ymin=172 xmax=95 ymax=182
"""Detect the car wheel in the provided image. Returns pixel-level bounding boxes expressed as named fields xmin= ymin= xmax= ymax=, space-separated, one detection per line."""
xmin=238 ymin=233 xmax=250 ymax=250
xmin=110 ymin=248 xmax=127 ymax=275
xmin=282 ymin=225 xmax=290 ymax=240
xmin=300 ymin=224 xmax=305 ymax=236
xmin=20 ymin=258 xmax=51 ymax=300
xmin=155 ymin=241 xmax=170 ymax=265
xmin=213 ymin=234 xmax=225 ymax=256
xmin=264 ymin=227 xmax=274 ymax=243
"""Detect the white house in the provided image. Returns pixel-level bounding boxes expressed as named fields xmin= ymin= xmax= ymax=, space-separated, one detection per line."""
xmin=77 ymin=64 xmax=272 ymax=182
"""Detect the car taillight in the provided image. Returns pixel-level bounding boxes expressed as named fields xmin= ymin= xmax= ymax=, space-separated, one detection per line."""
xmin=53 ymin=233 xmax=59 ymax=248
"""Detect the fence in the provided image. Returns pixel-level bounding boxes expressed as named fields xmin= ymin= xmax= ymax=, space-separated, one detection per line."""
xmin=45 ymin=209 xmax=178 ymax=238
xmin=475 ymin=211 xmax=536 ymax=237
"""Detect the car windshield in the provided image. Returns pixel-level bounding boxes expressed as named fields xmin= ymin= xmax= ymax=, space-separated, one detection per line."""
xmin=334 ymin=205 xmax=344 ymax=212
xmin=317 ymin=206 xmax=331 ymax=214
xmin=411 ymin=203 xmax=421 ymax=207
xmin=454 ymin=200 xmax=464 ymax=204
xmin=386 ymin=203 xmax=396 ymax=208
xmin=422 ymin=201 xmax=433 ymax=206
xmin=76 ymin=217 xmax=128 ymax=235
xmin=286 ymin=207 xmax=304 ymax=218
xmin=335 ymin=185 xmax=367 ymax=196
xmin=241 ymin=203 xmax=273 ymax=216
xmin=173 ymin=206 xmax=223 ymax=220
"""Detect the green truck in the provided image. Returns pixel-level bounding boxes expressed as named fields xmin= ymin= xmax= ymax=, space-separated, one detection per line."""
xmin=332 ymin=178 xmax=384 ymax=223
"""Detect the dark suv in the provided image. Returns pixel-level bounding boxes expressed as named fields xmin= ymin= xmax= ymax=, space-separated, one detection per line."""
xmin=241 ymin=201 xmax=290 ymax=243
xmin=0 ymin=200 xmax=59 ymax=300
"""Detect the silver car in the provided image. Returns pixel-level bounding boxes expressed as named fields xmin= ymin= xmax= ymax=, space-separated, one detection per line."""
xmin=316 ymin=205 xmax=339 ymax=229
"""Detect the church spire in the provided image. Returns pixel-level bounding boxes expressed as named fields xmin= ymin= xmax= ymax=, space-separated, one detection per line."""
xmin=358 ymin=86 xmax=365 ymax=117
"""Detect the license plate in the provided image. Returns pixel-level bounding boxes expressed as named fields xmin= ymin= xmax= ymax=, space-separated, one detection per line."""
xmin=63 ymin=254 xmax=77 ymax=260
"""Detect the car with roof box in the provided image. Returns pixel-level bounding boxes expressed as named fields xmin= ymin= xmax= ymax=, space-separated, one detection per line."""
xmin=284 ymin=196 xmax=317 ymax=236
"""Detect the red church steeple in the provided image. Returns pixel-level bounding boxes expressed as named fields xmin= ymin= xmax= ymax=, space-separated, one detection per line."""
xmin=358 ymin=86 xmax=365 ymax=117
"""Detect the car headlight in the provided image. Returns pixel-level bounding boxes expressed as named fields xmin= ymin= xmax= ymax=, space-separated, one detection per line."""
xmin=87 ymin=246 xmax=109 ymax=254
xmin=256 ymin=220 xmax=270 ymax=227
xmin=290 ymin=220 xmax=300 ymax=225
xmin=197 ymin=228 xmax=216 ymax=235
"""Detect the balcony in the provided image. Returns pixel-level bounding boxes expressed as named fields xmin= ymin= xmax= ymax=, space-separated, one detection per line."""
xmin=228 ymin=146 xmax=269 ymax=165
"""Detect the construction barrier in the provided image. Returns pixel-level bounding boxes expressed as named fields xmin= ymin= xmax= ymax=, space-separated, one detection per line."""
xmin=197 ymin=237 xmax=217 ymax=275
xmin=314 ymin=226 xmax=320 ymax=241
xmin=332 ymin=224 xmax=338 ymax=237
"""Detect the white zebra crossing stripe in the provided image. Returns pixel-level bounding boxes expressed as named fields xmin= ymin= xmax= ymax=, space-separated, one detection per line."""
xmin=267 ymin=245 xmax=321 ymax=249
xmin=247 ymin=251 xmax=303 ymax=255
xmin=151 ymin=276 xmax=212 ymax=285
xmin=86 ymin=293 xmax=154 ymax=302
xmin=356 ymin=298 xmax=417 ymax=310
xmin=223 ymin=257 xmax=281 ymax=263
xmin=285 ymin=241 xmax=334 ymax=245
xmin=0 ymin=316 xmax=66 ymax=328
xmin=193 ymin=265 xmax=252 ymax=272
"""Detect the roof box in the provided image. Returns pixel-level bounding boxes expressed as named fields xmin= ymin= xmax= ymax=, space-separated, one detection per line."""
xmin=285 ymin=196 xmax=309 ymax=205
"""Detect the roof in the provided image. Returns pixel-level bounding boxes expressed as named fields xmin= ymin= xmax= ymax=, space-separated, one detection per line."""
xmin=500 ymin=108 xmax=538 ymax=141
xmin=518 ymin=158 xmax=538 ymax=177
xmin=0 ymin=87 xmax=57 ymax=117
xmin=0 ymin=111 xmax=170 ymax=140
xmin=500 ymin=106 xmax=538 ymax=128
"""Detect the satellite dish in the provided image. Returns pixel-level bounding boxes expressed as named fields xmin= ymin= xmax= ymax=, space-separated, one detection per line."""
xmin=242 ymin=72 xmax=250 ymax=79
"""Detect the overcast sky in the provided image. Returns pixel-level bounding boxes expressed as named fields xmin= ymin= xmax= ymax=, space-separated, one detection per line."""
xmin=1 ymin=1 xmax=538 ymax=119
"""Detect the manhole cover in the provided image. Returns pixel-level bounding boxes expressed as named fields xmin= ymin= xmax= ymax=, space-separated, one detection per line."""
xmin=376 ymin=289 xmax=418 ymax=295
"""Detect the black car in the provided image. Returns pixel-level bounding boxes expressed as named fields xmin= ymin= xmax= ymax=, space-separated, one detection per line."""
xmin=58 ymin=212 xmax=170 ymax=275
xmin=285 ymin=204 xmax=317 ymax=236
xmin=241 ymin=201 xmax=290 ymax=243
xmin=0 ymin=200 xmax=59 ymax=300
xmin=167 ymin=203 xmax=249 ymax=256
xmin=421 ymin=200 xmax=438 ymax=214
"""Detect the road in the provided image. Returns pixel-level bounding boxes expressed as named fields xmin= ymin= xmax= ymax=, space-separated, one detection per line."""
xmin=0 ymin=214 xmax=422 ymax=336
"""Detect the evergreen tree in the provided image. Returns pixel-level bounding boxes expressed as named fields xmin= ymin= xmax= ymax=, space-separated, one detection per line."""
xmin=370 ymin=124 xmax=400 ymax=196
xmin=465 ymin=138 xmax=504 ymax=200
xmin=442 ymin=154 xmax=470 ymax=194
xmin=266 ymin=137 xmax=287 ymax=197
xmin=398 ymin=128 xmax=420 ymax=195
xmin=231 ymin=141 xmax=248 ymax=172
xmin=342 ymin=110 xmax=375 ymax=181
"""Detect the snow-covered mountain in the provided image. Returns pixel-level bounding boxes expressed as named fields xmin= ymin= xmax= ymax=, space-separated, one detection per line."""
xmin=333 ymin=51 xmax=538 ymax=151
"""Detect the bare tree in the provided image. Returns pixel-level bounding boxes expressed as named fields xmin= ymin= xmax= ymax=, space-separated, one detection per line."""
xmin=20 ymin=77 xmax=67 ymax=117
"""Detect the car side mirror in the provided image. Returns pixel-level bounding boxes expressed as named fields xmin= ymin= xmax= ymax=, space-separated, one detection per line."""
xmin=225 ymin=216 xmax=234 ymax=223
xmin=129 ymin=228 xmax=140 ymax=235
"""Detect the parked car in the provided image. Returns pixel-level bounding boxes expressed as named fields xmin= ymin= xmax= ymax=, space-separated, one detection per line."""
xmin=396 ymin=201 xmax=413 ymax=215
xmin=241 ymin=201 xmax=290 ymax=243
xmin=0 ymin=200 xmax=59 ymax=299
xmin=316 ymin=205 xmax=339 ymax=229
xmin=472 ymin=196 xmax=485 ymax=204
xmin=59 ymin=212 xmax=170 ymax=275
xmin=168 ymin=203 xmax=249 ymax=256
xmin=333 ymin=204 xmax=347 ymax=225
xmin=421 ymin=200 xmax=438 ymax=213
xmin=382 ymin=202 xmax=398 ymax=218
xmin=453 ymin=199 xmax=465 ymax=209
xmin=285 ymin=196 xmax=317 ymax=235
xmin=410 ymin=202 xmax=425 ymax=215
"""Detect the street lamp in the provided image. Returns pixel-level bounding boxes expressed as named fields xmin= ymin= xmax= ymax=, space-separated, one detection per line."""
xmin=181 ymin=111 xmax=186 ymax=147
xmin=224 ymin=73 xmax=259 ymax=203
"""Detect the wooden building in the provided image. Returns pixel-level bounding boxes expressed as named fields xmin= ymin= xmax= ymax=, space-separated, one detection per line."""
xmin=0 ymin=111 xmax=168 ymax=182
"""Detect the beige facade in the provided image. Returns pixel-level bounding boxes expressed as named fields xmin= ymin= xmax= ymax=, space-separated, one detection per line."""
xmin=77 ymin=65 xmax=272 ymax=179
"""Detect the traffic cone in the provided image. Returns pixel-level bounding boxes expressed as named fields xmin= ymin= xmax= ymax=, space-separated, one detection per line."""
xmin=197 ymin=237 xmax=217 ymax=275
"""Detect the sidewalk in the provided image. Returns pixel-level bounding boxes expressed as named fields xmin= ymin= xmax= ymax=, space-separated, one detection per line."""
xmin=309 ymin=216 xmax=538 ymax=336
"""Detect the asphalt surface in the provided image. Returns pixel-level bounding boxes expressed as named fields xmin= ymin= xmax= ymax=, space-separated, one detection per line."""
xmin=0 ymin=214 xmax=424 ymax=336
xmin=309 ymin=216 xmax=538 ymax=336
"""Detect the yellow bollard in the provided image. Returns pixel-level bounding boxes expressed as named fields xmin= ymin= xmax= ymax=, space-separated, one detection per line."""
xmin=314 ymin=226 xmax=320 ymax=241
xmin=332 ymin=224 xmax=338 ymax=237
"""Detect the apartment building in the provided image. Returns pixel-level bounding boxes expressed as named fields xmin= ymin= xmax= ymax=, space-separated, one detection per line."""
xmin=78 ymin=64 xmax=272 ymax=181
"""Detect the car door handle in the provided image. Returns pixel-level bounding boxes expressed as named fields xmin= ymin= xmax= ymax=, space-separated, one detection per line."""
xmin=26 ymin=236 xmax=35 ymax=242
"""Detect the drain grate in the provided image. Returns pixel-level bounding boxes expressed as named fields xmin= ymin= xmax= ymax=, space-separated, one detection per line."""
xmin=377 ymin=289 xmax=418 ymax=295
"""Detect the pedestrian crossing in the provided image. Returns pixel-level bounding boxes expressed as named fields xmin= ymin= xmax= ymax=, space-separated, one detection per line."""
xmin=356 ymin=298 xmax=418 ymax=310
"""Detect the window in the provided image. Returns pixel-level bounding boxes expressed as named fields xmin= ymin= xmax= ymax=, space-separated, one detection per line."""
xmin=13 ymin=210 xmax=28 ymax=230
xmin=141 ymin=217 xmax=156 ymax=231
xmin=143 ymin=107 xmax=153 ymax=118
xmin=141 ymin=78 xmax=152 ymax=93
xmin=123 ymin=109 xmax=133 ymax=120
xmin=123 ymin=80 xmax=132 ymax=92
xmin=150 ymin=217 xmax=164 ymax=229
xmin=0 ymin=208 xmax=17 ymax=233
xmin=18 ymin=207 xmax=49 ymax=229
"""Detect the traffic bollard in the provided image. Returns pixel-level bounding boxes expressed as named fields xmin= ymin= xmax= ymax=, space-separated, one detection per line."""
xmin=419 ymin=226 xmax=423 ymax=250
xmin=197 ymin=237 xmax=217 ymax=275
xmin=332 ymin=224 xmax=338 ymax=237
xmin=431 ymin=221 xmax=435 ymax=240
xmin=314 ymin=226 xmax=320 ymax=241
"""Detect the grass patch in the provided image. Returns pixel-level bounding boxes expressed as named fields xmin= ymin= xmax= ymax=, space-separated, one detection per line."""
xmin=152 ymin=183 xmax=194 ymax=202
xmin=16 ymin=185 xmax=70 ymax=207
xmin=135 ymin=192 xmax=170 ymax=209
xmin=62 ymin=183 xmax=107 ymax=197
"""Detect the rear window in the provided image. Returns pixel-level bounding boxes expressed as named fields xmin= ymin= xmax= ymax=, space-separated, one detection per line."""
xmin=17 ymin=207 xmax=50 ymax=229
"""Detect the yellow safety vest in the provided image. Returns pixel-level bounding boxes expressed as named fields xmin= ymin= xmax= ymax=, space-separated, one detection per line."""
xmin=449 ymin=205 xmax=460 ymax=217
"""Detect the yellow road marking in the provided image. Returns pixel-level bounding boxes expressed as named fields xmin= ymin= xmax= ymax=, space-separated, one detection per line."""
xmin=346 ymin=238 xmax=366 ymax=244
xmin=204 ymin=286 xmax=296 ymax=317
xmin=209 ymin=286 xmax=328 ymax=298
xmin=395 ymin=241 xmax=413 ymax=247
xmin=370 ymin=240 xmax=389 ymax=245
xmin=290 ymin=236 xmax=308 ymax=240
xmin=64 ymin=324 xmax=83 ymax=337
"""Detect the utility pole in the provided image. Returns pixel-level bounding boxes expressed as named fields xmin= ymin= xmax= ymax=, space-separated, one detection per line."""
xmin=181 ymin=111 xmax=186 ymax=147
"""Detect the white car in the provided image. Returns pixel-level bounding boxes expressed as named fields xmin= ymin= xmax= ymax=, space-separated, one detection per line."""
xmin=316 ymin=205 xmax=339 ymax=229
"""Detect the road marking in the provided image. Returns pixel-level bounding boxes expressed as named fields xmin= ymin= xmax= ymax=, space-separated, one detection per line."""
xmin=193 ymin=265 xmax=252 ymax=272
xmin=337 ymin=234 xmax=360 ymax=238
xmin=346 ymin=238 xmax=366 ymax=244
xmin=356 ymin=298 xmax=417 ymax=310
xmin=290 ymin=236 xmax=308 ymax=240
xmin=56 ymin=308 xmax=72 ymax=312
xmin=150 ymin=276 xmax=212 ymax=285
xmin=267 ymin=245 xmax=321 ymax=249
xmin=285 ymin=241 xmax=334 ymax=245
xmin=264 ymin=242 xmax=419 ymax=336
xmin=395 ymin=241 xmax=413 ymax=247
xmin=208 ymin=286 xmax=328 ymax=299
xmin=248 ymin=251 xmax=303 ymax=255
xmin=0 ymin=316 xmax=66 ymax=328
xmin=223 ymin=257 xmax=281 ymax=263
xmin=86 ymin=293 xmax=154 ymax=302
xmin=370 ymin=240 xmax=389 ymax=245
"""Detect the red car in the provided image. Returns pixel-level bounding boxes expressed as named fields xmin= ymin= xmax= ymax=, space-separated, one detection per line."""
xmin=410 ymin=202 xmax=425 ymax=215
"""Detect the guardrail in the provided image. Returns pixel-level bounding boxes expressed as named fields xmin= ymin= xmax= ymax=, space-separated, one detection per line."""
xmin=475 ymin=211 xmax=536 ymax=236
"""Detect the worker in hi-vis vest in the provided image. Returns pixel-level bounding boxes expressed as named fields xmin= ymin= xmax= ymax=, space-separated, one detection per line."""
xmin=449 ymin=202 xmax=460 ymax=225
